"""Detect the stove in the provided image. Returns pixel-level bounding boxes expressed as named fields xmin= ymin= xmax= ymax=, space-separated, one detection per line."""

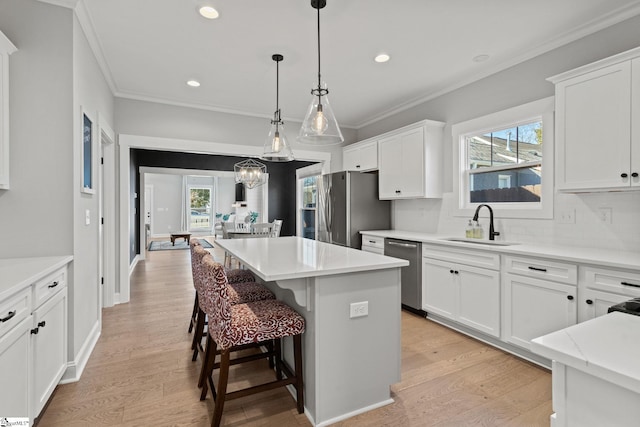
xmin=608 ymin=298 xmax=640 ymax=316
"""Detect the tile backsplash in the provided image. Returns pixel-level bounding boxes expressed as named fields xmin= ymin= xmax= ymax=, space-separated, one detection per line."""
xmin=392 ymin=191 xmax=640 ymax=252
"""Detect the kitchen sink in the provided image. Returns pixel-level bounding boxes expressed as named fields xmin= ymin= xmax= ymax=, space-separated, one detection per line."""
xmin=439 ymin=237 xmax=520 ymax=246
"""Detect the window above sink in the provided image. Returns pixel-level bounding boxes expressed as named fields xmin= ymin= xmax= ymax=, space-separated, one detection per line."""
xmin=452 ymin=97 xmax=555 ymax=219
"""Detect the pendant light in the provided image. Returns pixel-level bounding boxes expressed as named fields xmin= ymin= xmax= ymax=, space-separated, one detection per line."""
xmin=298 ymin=0 xmax=343 ymax=145
xmin=262 ymin=54 xmax=294 ymax=161
xmin=234 ymin=158 xmax=267 ymax=189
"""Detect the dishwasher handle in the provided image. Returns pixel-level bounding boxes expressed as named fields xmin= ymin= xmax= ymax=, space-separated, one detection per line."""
xmin=387 ymin=241 xmax=418 ymax=249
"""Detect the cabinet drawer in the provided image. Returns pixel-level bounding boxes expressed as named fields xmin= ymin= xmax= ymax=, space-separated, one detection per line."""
xmin=361 ymin=235 xmax=384 ymax=250
xmin=503 ymin=256 xmax=577 ymax=285
xmin=423 ymin=244 xmax=500 ymax=270
xmin=362 ymin=246 xmax=384 ymax=255
xmin=0 ymin=287 xmax=31 ymax=339
xmin=33 ymin=267 xmax=66 ymax=310
xmin=581 ymin=266 xmax=640 ymax=297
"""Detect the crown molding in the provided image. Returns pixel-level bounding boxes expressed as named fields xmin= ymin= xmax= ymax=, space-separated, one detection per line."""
xmin=37 ymin=0 xmax=80 ymax=9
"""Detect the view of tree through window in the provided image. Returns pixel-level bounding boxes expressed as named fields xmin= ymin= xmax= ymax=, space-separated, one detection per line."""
xmin=466 ymin=120 xmax=543 ymax=203
xmin=190 ymin=187 xmax=211 ymax=229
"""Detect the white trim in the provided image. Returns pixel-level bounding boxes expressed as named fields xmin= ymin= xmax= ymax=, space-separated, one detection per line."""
xmin=452 ymin=97 xmax=554 ymax=219
xmin=60 ymin=319 xmax=101 ymax=383
xmin=355 ymin=3 xmax=640 ymax=129
xmin=118 ymin=134 xmax=331 ymax=304
xmin=98 ymin=113 xmax=116 ymax=309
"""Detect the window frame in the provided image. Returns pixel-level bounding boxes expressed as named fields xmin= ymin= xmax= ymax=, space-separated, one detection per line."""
xmin=452 ymin=97 xmax=554 ymax=219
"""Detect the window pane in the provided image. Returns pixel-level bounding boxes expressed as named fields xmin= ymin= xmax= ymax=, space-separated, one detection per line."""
xmin=190 ymin=188 xmax=211 ymax=229
xmin=301 ymin=209 xmax=315 ymax=239
xmin=468 ymin=121 xmax=543 ymax=169
xmin=302 ymin=176 xmax=317 ymax=208
xmin=469 ymin=165 xmax=541 ymax=203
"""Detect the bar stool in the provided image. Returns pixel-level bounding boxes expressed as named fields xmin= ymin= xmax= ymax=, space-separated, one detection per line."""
xmin=190 ymin=244 xmax=275 ymax=362
xmin=198 ymin=257 xmax=305 ymax=427
xmin=188 ymin=238 xmax=256 ymax=333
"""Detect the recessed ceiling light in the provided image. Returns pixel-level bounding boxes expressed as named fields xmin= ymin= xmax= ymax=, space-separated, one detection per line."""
xmin=198 ymin=5 xmax=219 ymax=19
xmin=187 ymin=80 xmax=201 ymax=87
xmin=472 ymin=54 xmax=490 ymax=63
xmin=374 ymin=53 xmax=390 ymax=63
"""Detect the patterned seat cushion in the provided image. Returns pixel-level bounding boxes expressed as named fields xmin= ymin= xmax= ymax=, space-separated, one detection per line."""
xmin=224 ymin=268 xmax=255 ymax=284
xmin=201 ymin=257 xmax=305 ymax=350
xmin=228 ymin=281 xmax=274 ymax=305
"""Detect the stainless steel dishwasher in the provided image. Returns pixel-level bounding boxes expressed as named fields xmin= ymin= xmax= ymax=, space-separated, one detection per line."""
xmin=384 ymin=238 xmax=424 ymax=315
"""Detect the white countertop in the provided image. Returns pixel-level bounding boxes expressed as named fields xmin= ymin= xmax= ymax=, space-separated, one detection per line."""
xmin=531 ymin=312 xmax=640 ymax=394
xmin=214 ymin=236 xmax=408 ymax=281
xmin=0 ymin=256 xmax=73 ymax=300
xmin=361 ymin=230 xmax=640 ymax=272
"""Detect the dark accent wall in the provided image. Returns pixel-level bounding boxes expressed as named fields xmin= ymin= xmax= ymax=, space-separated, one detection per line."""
xmin=130 ymin=149 xmax=140 ymax=262
xmin=130 ymin=149 xmax=315 ymax=255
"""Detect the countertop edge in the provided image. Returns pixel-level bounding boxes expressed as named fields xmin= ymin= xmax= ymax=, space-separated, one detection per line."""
xmin=0 ymin=255 xmax=73 ymax=301
xmin=360 ymin=230 xmax=640 ymax=271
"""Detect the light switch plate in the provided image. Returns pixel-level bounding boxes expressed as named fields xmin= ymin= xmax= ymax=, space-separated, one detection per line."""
xmin=85 ymin=209 xmax=90 ymax=225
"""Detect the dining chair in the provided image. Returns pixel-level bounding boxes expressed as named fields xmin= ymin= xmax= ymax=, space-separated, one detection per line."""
xmin=250 ymin=222 xmax=272 ymax=236
xmin=271 ymin=219 xmax=283 ymax=237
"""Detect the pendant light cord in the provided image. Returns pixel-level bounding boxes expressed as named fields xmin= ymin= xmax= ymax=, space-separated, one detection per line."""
xmin=317 ymin=5 xmax=321 ymax=90
xmin=276 ymin=58 xmax=280 ymax=123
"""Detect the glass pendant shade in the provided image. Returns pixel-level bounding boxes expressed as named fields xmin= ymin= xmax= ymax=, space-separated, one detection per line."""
xmin=234 ymin=158 xmax=267 ymax=189
xmin=298 ymin=81 xmax=343 ymax=144
xmin=263 ymin=117 xmax=294 ymax=161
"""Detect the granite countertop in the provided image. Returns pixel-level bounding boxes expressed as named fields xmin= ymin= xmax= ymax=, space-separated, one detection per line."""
xmin=531 ymin=312 xmax=640 ymax=394
xmin=360 ymin=230 xmax=640 ymax=272
xmin=0 ymin=256 xmax=73 ymax=300
xmin=214 ymin=236 xmax=408 ymax=281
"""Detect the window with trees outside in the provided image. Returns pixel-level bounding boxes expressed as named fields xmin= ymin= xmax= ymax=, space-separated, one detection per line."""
xmin=453 ymin=97 xmax=554 ymax=219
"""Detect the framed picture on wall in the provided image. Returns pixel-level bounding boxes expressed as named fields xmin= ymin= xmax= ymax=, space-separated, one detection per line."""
xmin=81 ymin=110 xmax=95 ymax=194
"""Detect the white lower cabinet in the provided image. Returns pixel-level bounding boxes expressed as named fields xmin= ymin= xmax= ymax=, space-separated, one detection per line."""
xmin=423 ymin=245 xmax=500 ymax=337
xmin=0 ymin=315 xmax=32 ymax=417
xmin=361 ymin=234 xmax=384 ymax=255
xmin=32 ymin=288 xmax=67 ymax=417
xmin=578 ymin=266 xmax=640 ymax=322
xmin=0 ymin=260 xmax=69 ymax=422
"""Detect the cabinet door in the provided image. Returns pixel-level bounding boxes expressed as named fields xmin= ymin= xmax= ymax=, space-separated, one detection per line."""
xmin=632 ymin=57 xmax=640 ymax=187
xmin=358 ymin=140 xmax=378 ymax=171
xmin=398 ymin=127 xmax=425 ymax=198
xmin=422 ymin=258 xmax=455 ymax=318
xmin=557 ymin=62 xmax=631 ymax=190
xmin=32 ymin=289 xmax=67 ymax=418
xmin=458 ymin=265 xmax=500 ymax=337
xmin=0 ymin=316 xmax=31 ymax=418
xmin=378 ymin=135 xmax=403 ymax=198
xmin=578 ymin=288 xmax=630 ymax=323
xmin=342 ymin=146 xmax=360 ymax=171
xmin=503 ymin=273 xmax=577 ymax=350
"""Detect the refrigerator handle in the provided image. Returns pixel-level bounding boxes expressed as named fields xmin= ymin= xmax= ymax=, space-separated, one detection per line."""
xmin=325 ymin=183 xmax=332 ymax=239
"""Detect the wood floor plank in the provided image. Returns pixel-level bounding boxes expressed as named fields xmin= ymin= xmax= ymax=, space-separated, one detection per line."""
xmin=37 ymin=236 xmax=552 ymax=426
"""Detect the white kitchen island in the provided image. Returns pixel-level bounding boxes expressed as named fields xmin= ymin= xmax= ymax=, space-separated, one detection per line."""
xmin=531 ymin=312 xmax=640 ymax=427
xmin=214 ymin=236 xmax=408 ymax=427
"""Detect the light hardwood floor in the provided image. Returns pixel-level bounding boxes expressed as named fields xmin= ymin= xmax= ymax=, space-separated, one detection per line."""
xmin=38 ymin=236 xmax=552 ymax=426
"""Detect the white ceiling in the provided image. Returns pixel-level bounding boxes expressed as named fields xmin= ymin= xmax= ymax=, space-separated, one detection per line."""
xmin=68 ymin=0 xmax=640 ymax=128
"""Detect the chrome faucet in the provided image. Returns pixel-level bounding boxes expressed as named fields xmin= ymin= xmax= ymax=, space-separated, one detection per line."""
xmin=472 ymin=204 xmax=500 ymax=240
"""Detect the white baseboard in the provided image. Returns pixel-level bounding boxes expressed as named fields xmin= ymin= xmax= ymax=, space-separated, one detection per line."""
xmin=60 ymin=320 xmax=101 ymax=384
xmin=113 ymin=292 xmax=121 ymax=305
xmin=129 ymin=254 xmax=140 ymax=275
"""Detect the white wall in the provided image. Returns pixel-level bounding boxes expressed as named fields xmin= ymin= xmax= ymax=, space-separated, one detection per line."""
xmin=114 ymin=98 xmax=354 ymax=173
xmin=0 ymin=0 xmax=74 ymax=257
xmin=217 ymin=176 xmax=235 ymax=216
xmin=356 ymin=14 xmax=640 ymax=253
xmin=71 ymin=11 xmax=114 ymax=371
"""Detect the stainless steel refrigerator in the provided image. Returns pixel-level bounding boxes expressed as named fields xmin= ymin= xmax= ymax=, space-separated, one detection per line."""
xmin=317 ymin=171 xmax=391 ymax=248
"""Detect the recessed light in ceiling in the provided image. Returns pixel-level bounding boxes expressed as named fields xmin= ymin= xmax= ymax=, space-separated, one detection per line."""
xmin=186 ymin=79 xmax=201 ymax=87
xmin=374 ymin=53 xmax=390 ymax=63
xmin=198 ymin=5 xmax=219 ymax=19
xmin=472 ymin=54 xmax=490 ymax=63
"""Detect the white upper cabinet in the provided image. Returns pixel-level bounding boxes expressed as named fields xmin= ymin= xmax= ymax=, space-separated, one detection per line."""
xmin=342 ymin=139 xmax=378 ymax=172
xmin=550 ymin=47 xmax=640 ymax=191
xmin=0 ymin=30 xmax=17 ymax=190
xmin=377 ymin=120 xmax=444 ymax=199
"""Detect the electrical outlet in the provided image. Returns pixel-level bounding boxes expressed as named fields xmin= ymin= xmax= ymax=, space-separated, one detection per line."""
xmin=598 ymin=207 xmax=612 ymax=224
xmin=558 ymin=209 xmax=575 ymax=224
xmin=350 ymin=301 xmax=368 ymax=318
